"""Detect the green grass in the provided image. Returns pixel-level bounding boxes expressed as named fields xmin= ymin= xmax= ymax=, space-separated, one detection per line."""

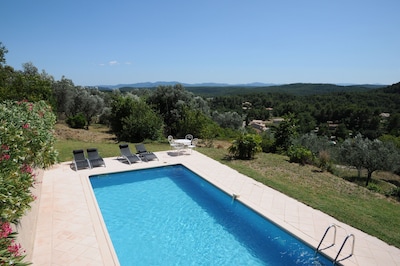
xmin=55 ymin=138 xmax=400 ymax=248
xmin=198 ymin=147 xmax=400 ymax=248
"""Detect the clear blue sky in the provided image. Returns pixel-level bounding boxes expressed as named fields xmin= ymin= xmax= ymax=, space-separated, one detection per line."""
xmin=2 ymin=0 xmax=399 ymax=86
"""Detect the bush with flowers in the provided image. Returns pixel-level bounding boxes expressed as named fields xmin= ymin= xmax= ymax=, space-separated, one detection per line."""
xmin=0 ymin=100 xmax=58 ymax=265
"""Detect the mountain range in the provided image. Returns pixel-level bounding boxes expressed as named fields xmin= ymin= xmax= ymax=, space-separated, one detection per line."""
xmin=96 ymin=81 xmax=389 ymax=90
xmin=97 ymin=81 xmax=278 ymax=89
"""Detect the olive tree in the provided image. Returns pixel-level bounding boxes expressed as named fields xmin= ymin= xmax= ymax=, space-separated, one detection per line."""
xmin=338 ymin=134 xmax=400 ymax=186
xmin=52 ymin=76 xmax=75 ymax=118
xmin=338 ymin=134 xmax=366 ymax=178
xmin=58 ymin=85 xmax=105 ymax=128
xmin=147 ymin=84 xmax=212 ymax=137
xmin=212 ymin=111 xmax=243 ymax=129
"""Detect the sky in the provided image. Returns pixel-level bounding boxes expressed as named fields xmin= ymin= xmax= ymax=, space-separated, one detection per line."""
xmin=2 ymin=0 xmax=400 ymax=86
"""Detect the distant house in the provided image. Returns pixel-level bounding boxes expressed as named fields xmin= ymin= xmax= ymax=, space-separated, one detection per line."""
xmin=327 ymin=121 xmax=339 ymax=131
xmin=273 ymin=118 xmax=284 ymax=124
xmin=242 ymin=101 xmax=252 ymax=110
xmin=379 ymin=113 xmax=390 ymax=119
xmin=249 ymin=120 xmax=268 ymax=132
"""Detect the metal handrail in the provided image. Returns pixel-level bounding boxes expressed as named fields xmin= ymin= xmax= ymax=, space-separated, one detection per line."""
xmin=334 ymin=234 xmax=355 ymax=264
xmin=316 ymin=224 xmax=337 ymax=253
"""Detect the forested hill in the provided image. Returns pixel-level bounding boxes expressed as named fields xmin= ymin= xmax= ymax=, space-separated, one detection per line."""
xmin=187 ymin=83 xmax=386 ymax=97
xmin=105 ymin=83 xmax=389 ymax=97
xmin=377 ymin=82 xmax=400 ymax=94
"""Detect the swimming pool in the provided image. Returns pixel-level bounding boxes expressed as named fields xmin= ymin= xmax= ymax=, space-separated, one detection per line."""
xmin=90 ymin=164 xmax=333 ymax=265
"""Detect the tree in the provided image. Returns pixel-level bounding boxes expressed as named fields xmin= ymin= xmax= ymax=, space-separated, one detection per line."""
xmin=362 ymin=139 xmax=399 ymax=186
xmin=176 ymin=105 xmax=216 ymax=138
xmin=296 ymin=112 xmax=316 ymax=134
xmin=110 ymin=95 xmax=163 ymax=142
xmin=147 ymin=84 xmax=207 ymax=136
xmin=211 ymin=110 xmax=243 ymax=129
xmin=66 ymin=86 xmax=105 ymax=127
xmin=0 ymin=42 xmax=8 ymax=66
xmin=52 ymin=76 xmax=75 ymax=118
xmin=387 ymin=113 xmax=400 ymax=136
xmin=338 ymin=134 xmax=369 ymax=178
xmin=0 ymin=61 xmax=53 ymax=103
xmin=274 ymin=113 xmax=299 ymax=152
xmin=339 ymin=134 xmax=400 ymax=186
xmin=335 ymin=123 xmax=349 ymax=140
xmin=293 ymin=133 xmax=332 ymax=156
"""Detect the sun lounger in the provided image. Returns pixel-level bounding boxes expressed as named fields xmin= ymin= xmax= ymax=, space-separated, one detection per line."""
xmin=87 ymin=148 xmax=106 ymax=168
xmin=135 ymin=143 xmax=158 ymax=161
xmin=72 ymin=149 xmax=91 ymax=171
xmin=119 ymin=144 xmax=141 ymax=164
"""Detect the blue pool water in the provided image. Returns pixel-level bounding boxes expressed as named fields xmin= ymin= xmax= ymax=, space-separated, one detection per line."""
xmin=90 ymin=164 xmax=332 ymax=265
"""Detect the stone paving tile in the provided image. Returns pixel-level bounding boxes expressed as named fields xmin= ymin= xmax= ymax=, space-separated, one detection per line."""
xmin=31 ymin=150 xmax=400 ymax=265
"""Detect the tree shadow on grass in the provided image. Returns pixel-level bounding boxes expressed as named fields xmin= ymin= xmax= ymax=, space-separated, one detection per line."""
xmin=383 ymin=179 xmax=400 ymax=187
xmin=342 ymin=175 xmax=369 ymax=187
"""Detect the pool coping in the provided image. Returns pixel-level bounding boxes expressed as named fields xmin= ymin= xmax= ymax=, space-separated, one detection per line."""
xmin=31 ymin=150 xmax=400 ymax=265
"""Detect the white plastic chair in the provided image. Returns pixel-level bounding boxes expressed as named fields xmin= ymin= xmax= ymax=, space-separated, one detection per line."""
xmin=185 ymin=134 xmax=193 ymax=140
xmin=173 ymin=142 xmax=185 ymax=155
xmin=188 ymin=138 xmax=198 ymax=154
xmin=168 ymin=135 xmax=184 ymax=155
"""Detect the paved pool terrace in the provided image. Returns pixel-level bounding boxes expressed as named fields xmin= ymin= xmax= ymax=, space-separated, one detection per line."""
xmin=31 ymin=150 xmax=400 ymax=265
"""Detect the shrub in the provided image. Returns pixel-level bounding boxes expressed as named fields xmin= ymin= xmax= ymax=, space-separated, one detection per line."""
xmin=66 ymin=113 xmax=86 ymax=129
xmin=0 ymin=100 xmax=57 ymax=264
xmin=0 ymin=221 xmax=26 ymax=264
xmin=385 ymin=187 xmax=400 ymax=199
xmin=287 ymin=145 xmax=313 ymax=165
xmin=228 ymin=133 xmax=262 ymax=159
xmin=367 ymin=183 xmax=381 ymax=193
xmin=260 ymin=130 xmax=276 ymax=153
xmin=318 ymin=150 xmax=331 ymax=172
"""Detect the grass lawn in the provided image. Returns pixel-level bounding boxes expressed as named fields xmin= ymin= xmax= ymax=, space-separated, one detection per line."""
xmin=198 ymin=147 xmax=400 ymax=249
xmin=54 ymin=124 xmax=400 ymax=248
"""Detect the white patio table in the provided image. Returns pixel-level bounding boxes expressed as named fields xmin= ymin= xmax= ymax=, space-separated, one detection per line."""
xmin=174 ymin=139 xmax=191 ymax=146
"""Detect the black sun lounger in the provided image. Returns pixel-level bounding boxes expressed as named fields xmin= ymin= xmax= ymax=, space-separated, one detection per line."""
xmin=135 ymin=143 xmax=158 ymax=162
xmin=72 ymin=149 xmax=91 ymax=171
xmin=87 ymin=148 xmax=106 ymax=168
xmin=119 ymin=144 xmax=141 ymax=164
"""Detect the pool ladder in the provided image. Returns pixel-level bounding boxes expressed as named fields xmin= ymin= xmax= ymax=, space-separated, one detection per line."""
xmin=316 ymin=224 xmax=355 ymax=265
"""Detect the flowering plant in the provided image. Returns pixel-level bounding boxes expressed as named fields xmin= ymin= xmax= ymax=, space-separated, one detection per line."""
xmin=0 ymin=221 xmax=25 ymax=265
xmin=0 ymin=100 xmax=58 ymax=265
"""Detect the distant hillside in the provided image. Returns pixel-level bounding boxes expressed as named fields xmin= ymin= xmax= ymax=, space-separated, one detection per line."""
xmin=187 ymin=83 xmax=386 ymax=97
xmin=97 ymin=82 xmax=389 ymax=96
xmin=377 ymin=82 xmax=400 ymax=94
xmin=97 ymin=81 xmax=276 ymax=89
